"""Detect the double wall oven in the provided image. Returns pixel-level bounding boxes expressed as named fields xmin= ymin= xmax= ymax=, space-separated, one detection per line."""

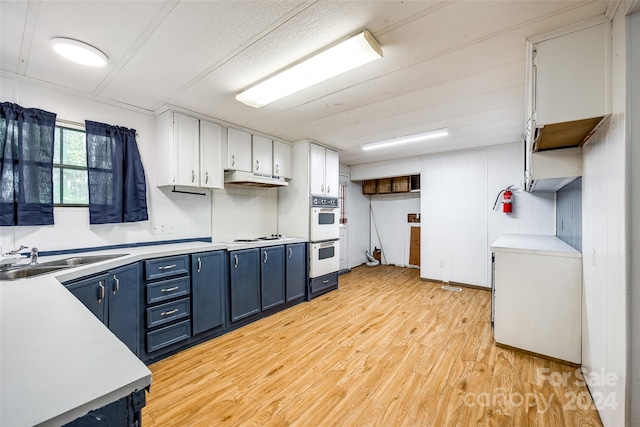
xmin=308 ymin=196 xmax=340 ymax=299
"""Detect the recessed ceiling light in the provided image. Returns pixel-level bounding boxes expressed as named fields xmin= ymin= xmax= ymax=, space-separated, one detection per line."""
xmin=236 ymin=30 xmax=383 ymax=108
xmin=361 ymin=128 xmax=450 ymax=151
xmin=50 ymin=37 xmax=108 ymax=67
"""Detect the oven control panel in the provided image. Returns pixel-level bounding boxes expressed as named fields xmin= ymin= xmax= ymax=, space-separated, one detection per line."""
xmin=310 ymin=196 xmax=338 ymax=208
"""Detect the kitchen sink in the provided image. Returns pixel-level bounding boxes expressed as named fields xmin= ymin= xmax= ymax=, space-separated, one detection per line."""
xmin=37 ymin=254 xmax=129 ymax=267
xmin=1 ymin=265 xmax=70 ymax=280
xmin=1 ymin=253 xmax=129 ymax=281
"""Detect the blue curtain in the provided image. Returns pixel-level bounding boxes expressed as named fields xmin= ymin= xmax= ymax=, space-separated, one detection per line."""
xmin=85 ymin=120 xmax=148 ymax=224
xmin=0 ymin=102 xmax=56 ymax=226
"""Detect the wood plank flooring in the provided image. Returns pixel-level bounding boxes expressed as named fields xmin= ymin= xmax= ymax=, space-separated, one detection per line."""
xmin=142 ymin=265 xmax=603 ymax=426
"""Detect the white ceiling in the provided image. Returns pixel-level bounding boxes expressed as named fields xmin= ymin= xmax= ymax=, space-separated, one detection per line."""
xmin=0 ymin=0 xmax=613 ymax=165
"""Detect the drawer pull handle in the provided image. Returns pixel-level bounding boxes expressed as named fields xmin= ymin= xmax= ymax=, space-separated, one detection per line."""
xmin=288 ymin=248 xmax=293 ymax=258
xmin=98 ymin=282 xmax=105 ymax=303
xmin=161 ymin=286 xmax=179 ymax=293
xmin=234 ymin=255 xmax=238 ymax=268
xmin=323 ymin=280 xmax=330 ymax=284
xmin=197 ymin=257 xmax=201 ymax=273
xmin=158 ymin=264 xmax=177 ymax=270
xmin=113 ymin=275 xmax=120 ymax=295
xmin=264 ymin=251 xmax=268 ymax=263
xmin=161 ymin=309 xmax=179 ymax=317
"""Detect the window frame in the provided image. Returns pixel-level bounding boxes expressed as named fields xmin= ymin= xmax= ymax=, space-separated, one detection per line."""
xmin=53 ymin=124 xmax=89 ymax=208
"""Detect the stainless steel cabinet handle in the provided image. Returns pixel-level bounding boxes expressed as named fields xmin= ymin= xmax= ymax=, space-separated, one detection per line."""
xmin=321 ymin=184 xmax=324 ymax=192
xmin=113 ymin=275 xmax=120 ymax=295
xmin=327 ymin=185 xmax=330 ymax=193
xmin=231 ymin=154 xmax=235 ymax=166
xmin=98 ymin=281 xmax=105 ymax=303
xmin=234 ymin=255 xmax=238 ymax=268
xmin=205 ymin=172 xmax=209 ymax=184
xmin=276 ymin=164 xmax=279 ymax=174
xmin=255 ymin=160 xmax=260 ymax=171
xmin=197 ymin=257 xmax=201 ymax=273
xmin=160 ymin=309 xmax=179 ymax=317
xmin=161 ymin=286 xmax=179 ymax=293
xmin=192 ymin=170 xmax=195 ymax=183
xmin=158 ymin=264 xmax=176 ymax=270
xmin=288 ymin=248 xmax=293 ymax=258
xmin=264 ymin=251 xmax=268 ymax=263
xmin=323 ymin=280 xmax=330 ymax=284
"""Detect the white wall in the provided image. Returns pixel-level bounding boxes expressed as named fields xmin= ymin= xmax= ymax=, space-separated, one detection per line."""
xmin=346 ymin=180 xmax=370 ymax=268
xmin=350 ymin=157 xmax=421 ymax=181
xmin=421 ymin=143 xmax=555 ymax=287
xmin=581 ymin=9 xmax=628 ymax=427
xmin=370 ymin=193 xmax=420 ymax=267
xmin=0 ymin=76 xmax=212 ymax=252
xmin=210 ymin=186 xmax=278 ymax=242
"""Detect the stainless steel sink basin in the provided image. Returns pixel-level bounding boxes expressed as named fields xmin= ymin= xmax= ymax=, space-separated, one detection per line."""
xmin=37 ymin=254 xmax=129 ymax=267
xmin=1 ymin=253 xmax=129 ymax=281
xmin=1 ymin=265 xmax=70 ymax=280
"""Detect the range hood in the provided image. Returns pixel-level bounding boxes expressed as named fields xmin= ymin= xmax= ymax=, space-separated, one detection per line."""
xmin=224 ymin=170 xmax=289 ymax=187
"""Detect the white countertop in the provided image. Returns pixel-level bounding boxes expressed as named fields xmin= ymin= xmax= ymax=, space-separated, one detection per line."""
xmin=1 ymin=239 xmax=306 ymax=426
xmin=490 ymin=234 xmax=582 ymax=258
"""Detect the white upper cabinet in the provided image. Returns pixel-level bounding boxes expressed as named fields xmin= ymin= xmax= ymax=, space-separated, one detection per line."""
xmin=309 ymin=143 xmax=339 ymax=197
xmin=226 ymin=128 xmax=252 ymax=172
xmin=533 ymin=21 xmax=610 ymax=127
xmin=199 ymin=120 xmax=223 ymax=189
xmin=252 ymin=135 xmax=272 ymax=176
xmin=273 ymin=141 xmax=292 ymax=179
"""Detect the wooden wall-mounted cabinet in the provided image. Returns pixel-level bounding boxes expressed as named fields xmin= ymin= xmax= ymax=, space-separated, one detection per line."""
xmin=362 ymin=175 xmax=420 ymax=195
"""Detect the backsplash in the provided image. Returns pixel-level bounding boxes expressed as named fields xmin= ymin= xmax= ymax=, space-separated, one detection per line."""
xmin=211 ymin=186 xmax=278 ymax=242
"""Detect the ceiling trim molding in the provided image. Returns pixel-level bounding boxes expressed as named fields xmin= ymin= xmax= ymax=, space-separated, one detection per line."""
xmin=627 ymin=0 xmax=640 ymax=15
xmin=0 ymin=71 xmax=156 ymax=116
xmin=526 ymin=15 xmax=610 ymax=44
xmin=605 ymin=0 xmax=622 ymax=19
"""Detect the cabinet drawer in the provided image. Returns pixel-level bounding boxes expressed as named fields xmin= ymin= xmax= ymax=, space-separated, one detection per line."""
xmin=146 ymin=298 xmax=190 ymax=328
xmin=310 ymin=272 xmax=338 ymax=294
xmin=144 ymin=255 xmax=189 ymax=280
xmin=146 ymin=276 xmax=190 ymax=304
xmin=147 ymin=320 xmax=191 ymax=353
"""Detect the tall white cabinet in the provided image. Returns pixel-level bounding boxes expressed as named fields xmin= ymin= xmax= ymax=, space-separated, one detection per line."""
xmin=309 ymin=143 xmax=339 ymax=198
xmin=156 ymin=110 xmax=223 ymax=189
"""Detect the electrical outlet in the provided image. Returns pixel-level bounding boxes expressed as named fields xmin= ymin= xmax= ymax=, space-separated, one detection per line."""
xmin=440 ymin=260 xmax=444 ymax=268
xmin=151 ymin=222 xmax=173 ymax=234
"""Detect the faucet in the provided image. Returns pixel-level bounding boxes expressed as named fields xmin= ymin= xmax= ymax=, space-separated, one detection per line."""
xmin=4 ymin=245 xmax=28 ymax=256
xmin=29 ymin=247 xmax=38 ymax=265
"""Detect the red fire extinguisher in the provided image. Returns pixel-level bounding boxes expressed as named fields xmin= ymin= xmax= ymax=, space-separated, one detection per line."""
xmin=493 ymin=186 xmax=515 ymax=214
xmin=502 ymin=189 xmax=513 ymax=213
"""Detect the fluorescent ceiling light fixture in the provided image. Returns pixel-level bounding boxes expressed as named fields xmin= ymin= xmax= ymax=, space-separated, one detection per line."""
xmin=50 ymin=38 xmax=108 ymax=67
xmin=236 ymin=30 xmax=382 ymax=108
xmin=361 ymin=128 xmax=450 ymax=151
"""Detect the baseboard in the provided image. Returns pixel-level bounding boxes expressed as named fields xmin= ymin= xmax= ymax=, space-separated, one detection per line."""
xmin=420 ymin=277 xmax=490 ymax=292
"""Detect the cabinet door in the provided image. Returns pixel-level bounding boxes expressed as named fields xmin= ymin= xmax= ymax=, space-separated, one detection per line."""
xmin=173 ymin=113 xmax=200 ymax=186
xmin=252 ymin=135 xmax=273 ymax=176
xmin=227 ymin=128 xmax=252 ymax=172
xmin=285 ymin=243 xmax=306 ymax=302
xmin=260 ymin=246 xmax=285 ymax=310
xmin=67 ymin=274 xmax=110 ymax=325
xmin=191 ymin=251 xmax=225 ymax=335
xmin=272 ymin=141 xmax=292 ymax=179
xmin=324 ymin=148 xmax=339 ymax=198
xmin=200 ymin=121 xmax=223 ymax=189
xmin=309 ymin=144 xmax=326 ymax=196
xmin=108 ymin=263 xmax=140 ymax=355
xmin=229 ymin=249 xmax=260 ymax=322
xmin=535 ymin=22 xmax=609 ymax=126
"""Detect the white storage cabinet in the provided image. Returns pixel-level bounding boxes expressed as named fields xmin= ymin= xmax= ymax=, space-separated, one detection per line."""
xmin=252 ymin=135 xmax=272 ymax=176
xmin=226 ymin=128 xmax=252 ymax=172
xmin=273 ymin=141 xmax=292 ymax=179
xmin=309 ymin=143 xmax=339 ymax=198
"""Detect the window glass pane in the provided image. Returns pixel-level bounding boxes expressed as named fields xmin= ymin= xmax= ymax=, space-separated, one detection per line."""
xmin=53 ymin=168 xmax=61 ymax=204
xmin=61 ymin=168 xmax=88 ymax=204
xmin=53 ymin=128 xmax=61 ymax=164
xmin=62 ymin=128 xmax=86 ymax=167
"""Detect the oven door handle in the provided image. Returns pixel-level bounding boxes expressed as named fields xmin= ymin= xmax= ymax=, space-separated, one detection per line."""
xmin=319 ymin=242 xmax=336 ymax=248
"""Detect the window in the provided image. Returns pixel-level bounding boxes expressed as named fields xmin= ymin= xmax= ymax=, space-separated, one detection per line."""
xmin=53 ymin=126 xmax=88 ymax=206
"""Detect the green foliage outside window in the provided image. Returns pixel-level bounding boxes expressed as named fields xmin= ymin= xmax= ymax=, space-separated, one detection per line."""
xmin=53 ymin=126 xmax=88 ymax=205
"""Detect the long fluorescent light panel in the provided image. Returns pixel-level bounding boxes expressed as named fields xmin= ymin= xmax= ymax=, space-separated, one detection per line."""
xmin=361 ymin=128 xmax=450 ymax=151
xmin=236 ymin=30 xmax=383 ymax=108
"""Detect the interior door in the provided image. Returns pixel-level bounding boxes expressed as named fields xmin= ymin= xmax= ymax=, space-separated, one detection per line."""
xmin=339 ymin=174 xmax=349 ymax=271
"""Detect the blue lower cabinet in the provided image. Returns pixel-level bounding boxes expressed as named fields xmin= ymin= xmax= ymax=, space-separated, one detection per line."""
xmin=285 ymin=243 xmax=307 ymax=302
xmin=66 ymin=263 xmax=141 ymax=356
xmin=191 ymin=251 xmax=226 ymax=335
xmin=261 ymin=246 xmax=285 ymax=311
xmin=229 ymin=248 xmax=260 ymax=322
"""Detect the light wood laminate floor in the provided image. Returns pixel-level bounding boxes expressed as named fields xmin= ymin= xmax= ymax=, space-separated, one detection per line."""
xmin=142 ymin=265 xmax=602 ymax=426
